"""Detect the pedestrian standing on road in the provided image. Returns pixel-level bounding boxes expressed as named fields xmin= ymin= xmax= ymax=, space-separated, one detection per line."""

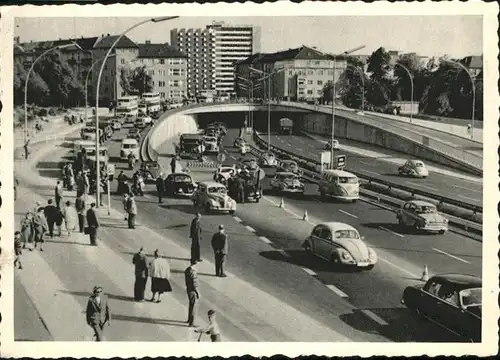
xmin=122 ymin=193 xmax=129 ymax=221
xmin=55 ymin=180 xmax=64 ymax=209
xmin=190 ymin=212 xmax=203 ymax=263
xmin=66 ymin=163 xmax=75 ymax=191
xmin=44 ymin=199 xmax=59 ymax=238
xmin=24 ymin=138 xmax=30 ymax=160
xmin=14 ymin=231 xmax=23 ymax=270
xmin=195 ymin=310 xmax=221 ymax=342
xmin=156 ymin=173 xmax=165 ymax=204
xmin=54 ymin=205 xmax=64 ymax=237
xmin=83 ymin=172 xmax=90 ymax=197
xmin=62 ymin=200 xmax=78 ymax=236
xmin=75 ymin=193 xmax=86 ymax=233
xmin=185 ymin=259 xmax=200 ymax=327
xmin=86 ymin=286 xmax=111 ymax=342
xmin=126 ymin=194 xmax=137 ymax=229
xmin=33 ymin=207 xmax=47 ymax=251
xmin=132 ymin=247 xmax=148 ymax=302
xmin=75 ymin=171 xmax=85 ymax=195
xmin=148 ymin=249 xmax=172 ymax=303
xmin=170 ymin=157 xmax=177 ymax=174
xmin=467 ymin=123 xmax=472 ymax=137
xmin=211 ymin=225 xmax=228 ymax=277
xmin=86 ymin=203 xmax=99 ymax=246
xmin=20 ymin=212 xmax=34 ymax=250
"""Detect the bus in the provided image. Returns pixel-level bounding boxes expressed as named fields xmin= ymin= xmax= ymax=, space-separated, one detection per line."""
xmin=142 ymin=92 xmax=161 ymax=113
xmin=318 ymin=169 xmax=360 ymax=202
xmin=117 ymin=96 xmax=139 ymax=117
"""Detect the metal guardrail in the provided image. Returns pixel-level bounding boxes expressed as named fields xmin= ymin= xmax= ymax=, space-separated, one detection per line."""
xmin=276 ymin=101 xmax=483 ymax=172
xmin=251 ymin=131 xmax=482 ymax=215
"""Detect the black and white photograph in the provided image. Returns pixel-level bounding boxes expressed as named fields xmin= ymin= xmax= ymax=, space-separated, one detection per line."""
xmin=0 ymin=1 xmax=498 ymax=358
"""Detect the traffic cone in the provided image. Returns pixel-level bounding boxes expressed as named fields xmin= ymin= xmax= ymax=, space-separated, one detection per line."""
xmin=303 ymin=209 xmax=308 ymax=221
xmin=279 ymin=197 xmax=284 ymax=209
xmin=420 ymin=265 xmax=429 ymax=282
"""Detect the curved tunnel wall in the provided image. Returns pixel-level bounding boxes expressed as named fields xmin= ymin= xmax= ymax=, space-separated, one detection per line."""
xmin=149 ymin=111 xmax=199 ymax=153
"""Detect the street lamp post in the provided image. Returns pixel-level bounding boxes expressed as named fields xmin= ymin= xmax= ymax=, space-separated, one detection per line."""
xmin=346 ymin=64 xmax=365 ymax=113
xmin=444 ymin=59 xmax=476 ymax=139
xmin=85 ymin=54 xmax=117 ymax=123
xmin=24 ymin=42 xmax=81 ymax=144
xmin=395 ymin=62 xmax=414 ymax=124
xmin=94 ymin=16 xmax=178 ymax=208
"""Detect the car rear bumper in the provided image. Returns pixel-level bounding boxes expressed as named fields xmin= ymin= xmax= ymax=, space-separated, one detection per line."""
xmin=418 ymin=225 xmax=448 ymax=232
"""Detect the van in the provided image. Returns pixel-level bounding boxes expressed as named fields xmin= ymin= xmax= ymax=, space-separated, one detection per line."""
xmin=318 ymin=169 xmax=359 ymax=202
xmin=120 ymin=138 xmax=139 ymax=160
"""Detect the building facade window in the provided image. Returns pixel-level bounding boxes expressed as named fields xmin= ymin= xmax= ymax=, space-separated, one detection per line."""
xmin=317 ymin=80 xmax=323 ymax=85
xmin=121 ymin=59 xmax=125 ymax=64
xmin=308 ymin=70 xmax=313 ymax=75
xmin=160 ymin=92 xmax=166 ymax=98
xmin=307 ymin=80 xmax=313 ymax=85
xmin=160 ymin=59 xmax=165 ymax=64
xmin=318 ymin=70 xmax=323 ymax=75
xmin=158 ymin=81 xmax=166 ymax=87
xmin=307 ymin=89 xmax=313 ymax=95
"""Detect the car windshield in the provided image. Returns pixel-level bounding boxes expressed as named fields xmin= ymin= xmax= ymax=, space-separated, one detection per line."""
xmin=279 ymin=174 xmax=297 ymax=181
xmin=205 ymin=137 xmax=217 ymax=142
xmin=129 ymin=129 xmax=138 ymax=134
xmin=338 ymin=176 xmax=358 ymax=184
xmin=335 ymin=230 xmax=360 ymax=239
xmin=263 ymin=153 xmax=274 ymax=159
xmin=221 ymin=168 xmax=233 ymax=173
xmin=123 ymin=144 xmax=136 ymax=149
xmin=415 ymin=205 xmax=437 ymax=214
xmin=460 ymin=288 xmax=482 ymax=307
xmin=415 ymin=162 xmax=423 ymax=167
xmin=83 ymin=128 xmax=95 ymax=133
xmin=173 ymin=175 xmax=191 ymax=183
xmin=282 ymin=162 xmax=297 ymax=169
xmin=208 ymin=186 xmax=227 ymax=194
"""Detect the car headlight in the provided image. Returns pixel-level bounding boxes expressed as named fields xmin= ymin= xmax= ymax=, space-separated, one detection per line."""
xmin=368 ymin=248 xmax=376 ymax=259
xmin=443 ymin=218 xmax=448 ymax=223
xmin=424 ymin=219 xmax=429 ymax=224
xmin=340 ymin=250 xmax=353 ymax=261
xmin=338 ymin=187 xmax=349 ymax=196
xmin=209 ymin=199 xmax=218 ymax=205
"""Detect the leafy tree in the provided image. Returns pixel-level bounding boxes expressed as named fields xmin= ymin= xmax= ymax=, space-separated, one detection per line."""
xmin=367 ymin=47 xmax=392 ymax=80
xmin=338 ymin=57 xmax=368 ymax=109
xmin=394 ymin=53 xmax=422 ymax=102
xmin=120 ymin=66 xmax=153 ymax=96
xmin=119 ymin=67 xmax=134 ymax=95
xmin=14 ymin=59 xmax=50 ymax=107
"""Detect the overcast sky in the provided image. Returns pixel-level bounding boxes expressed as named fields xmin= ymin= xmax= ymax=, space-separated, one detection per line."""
xmin=15 ymin=16 xmax=482 ymax=58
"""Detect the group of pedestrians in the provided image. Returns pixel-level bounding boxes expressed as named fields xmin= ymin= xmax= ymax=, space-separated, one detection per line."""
xmin=132 ymin=248 xmax=172 ymax=303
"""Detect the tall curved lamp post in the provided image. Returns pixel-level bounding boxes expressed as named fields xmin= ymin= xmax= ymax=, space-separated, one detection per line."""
xmin=94 ymin=16 xmax=178 ymax=207
xmin=85 ymin=54 xmax=116 ymax=123
xmin=24 ymin=42 xmax=81 ymax=144
xmin=444 ymin=59 xmax=476 ymax=139
xmin=236 ymin=75 xmax=259 ymax=129
xmin=395 ymin=62 xmax=414 ymax=124
xmin=346 ymin=64 xmax=365 ymax=113
xmin=249 ymin=67 xmax=285 ymax=151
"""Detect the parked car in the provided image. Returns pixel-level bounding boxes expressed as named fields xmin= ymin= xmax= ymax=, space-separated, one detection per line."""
xmin=401 ymin=273 xmax=482 ymax=342
xmin=139 ymin=161 xmax=162 ymax=182
xmin=325 ymin=139 xmax=340 ymax=150
xmin=111 ymin=120 xmax=122 ymax=130
xmin=127 ymin=128 xmax=141 ymax=142
xmin=270 ymin=172 xmax=304 ymax=194
xmin=302 ymin=222 xmax=377 ymax=270
xmin=396 ymin=200 xmax=448 ymax=234
xmin=398 ymin=159 xmax=429 ymax=178
xmin=237 ymin=156 xmax=259 ymax=171
xmin=213 ymin=165 xmax=237 ymax=184
xmin=165 ymin=173 xmax=196 ymax=197
xmin=259 ymin=152 xmax=278 ymax=167
xmin=277 ymin=160 xmax=302 ymax=176
xmin=191 ymin=181 xmax=236 ymax=214
xmin=120 ymin=138 xmax=139 ymax=160
xmin=233 ymin=137 xmax=245 ymax=148
xmin=203 ymin=136 xmax=219 ymax=154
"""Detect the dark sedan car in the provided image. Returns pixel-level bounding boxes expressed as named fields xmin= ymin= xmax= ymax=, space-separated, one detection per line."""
xmin=139 ymin=161 xmax=162 ymax=182
xmin=401 ymin=273 xmax=482 ymax=342
xmin=165 ymin=173 xmax=196 ymax=197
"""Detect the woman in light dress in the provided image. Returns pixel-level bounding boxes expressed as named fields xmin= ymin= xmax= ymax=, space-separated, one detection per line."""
xmin=62 ymin=200 xmax=78 ymax=235
xmin=148 ymin=249 xmax=172 ymax=303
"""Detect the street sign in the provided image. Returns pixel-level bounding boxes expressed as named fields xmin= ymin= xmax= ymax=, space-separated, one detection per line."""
xmin=336 ymin=155 xmax=346 ymax=169
xmin=320 ymin=152 xmax=346 ymax=171
xmin=320 ymin=151 xmax=331 ymax=172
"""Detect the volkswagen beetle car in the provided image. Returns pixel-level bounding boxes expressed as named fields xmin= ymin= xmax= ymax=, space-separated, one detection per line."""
xmin=192 ymin=181 xmax=236 ymax=214
xmin=259 ymin=152 xmax=278 ymax=167
xmin=237 ymin=156 xmax=259 ymax=171
xmin=127 ymin=128 xmax=141 ymax=141
xmin=139 ymin=161 xmax=162 ymax=182
xmin=233 ymin=137 xmax=245 ymax=148
xmin=398 ymin=159 xmax=429 ymax=178
xmin=270 ymin=172 xmax=304 ymax=194
xmin=302 ymin=222 xmax=377 ymax=270
xmin=213 ymin=165 xmax=237 ymax=184
xmin=277 ymin=160 xmax=303 ymax=176
xmin=203 ymin=136 xmax=219 ymax=154
xmin=112 ymin=120 xmax=122 ymax=130
xmin=325 ymin=139 xmax=340 ymax=150
xmin=397 ymin=200 xmax=448 ymax=234
xmin=165 ymin=173 xmax=196 ymax=197
xmin=401 ymin=273 xmax=481 ymax=342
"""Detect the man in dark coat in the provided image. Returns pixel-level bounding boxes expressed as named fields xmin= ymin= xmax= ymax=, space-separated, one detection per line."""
xmin=24 ymin=138 xmax=30 ymax=160
xmin=211 ymin=224 xmax=228 ymax=277
xmin=44 ymin=199 xmax=59 ymax=238
xmin=55 ymin=180 xmax=64 ymax=209
xmin=236 ymin=176 xmax=245 ymax=204
xmin=75 ymin=193 xmax=86 ymax=233
xmin=170 ymin=157 xmax=177 ymax=174
xmin=155 ymin=173 xmax=165 ymax=203
xmin=189 ymin=212 xmax=203 ymax=263
xmin=86 ymin=203 xmax=99 ymax=246
xmin=184 ymin=260 xmax=200 ymax=327
xmin=132 ymin=247 xmax=148 ymax=302
xmin=86 ymin=286 xmax=111 ymax=341
xmin=75 ymin=171 xmax=85 ymax=195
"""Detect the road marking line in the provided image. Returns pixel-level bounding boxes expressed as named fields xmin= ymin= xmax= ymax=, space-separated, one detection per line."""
xmin=308 ymin=144 xmax=315 ymax=148
xmin=458 ymin=194 xmax=477 ymax=202
xmin=360 ymin=168 xmax=380 ymax=176
xmin=361 ymin=309 xmax=389 ymax=326
xmin=230 ymin=155 xmax=236 ymax=160
xmin=296 ymin=147 xmax=303 ymax=152
xmin=432 ymin=248 xmax=471 ymax=264
xmin=277 ymin=249 xmax=290 ymax=258
xmin=326 ymin=284 xmax=349 ymax=298
xmin=245 ymin=225 xmax=256 ymax=233
xmin=233 ymin=216 xmax=243 ymax=223
xmin=379 ymin=226 xmax=405 ymax=238
xmin=406 ymin=181 xmax=438 ymax=191
xmin=359 ymin=161 xmax=375 ymax=166
xmin=378 ymin=257 xmax=419 ymax=279
xmin=453 ymin=184 xmax=481 ymax=193
xmin=280 ymin=139 xmax=285 ymax=143
xmin=301 ymin=267 xmax=317 ymax=276
xmin=287 ymin=143 xmax=292 ymax=146
xmin=338 ymin=209 xmax=358 ymax=219
xmin=259 ymin=236 xmax=272 ymax=244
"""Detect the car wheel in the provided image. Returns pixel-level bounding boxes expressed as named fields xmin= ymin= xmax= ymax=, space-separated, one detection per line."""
xmin=229 ymin=210 xmax=235 ymax=215
xmin=365 ymin=264 xmax=374 ymax=270
xmin=303 ymin=241 xmax=312 ymax=253
xmin=438 ymin=230 xmax=445 ymax=235
xmin=255 ymin=198 xmax=260 ymax=203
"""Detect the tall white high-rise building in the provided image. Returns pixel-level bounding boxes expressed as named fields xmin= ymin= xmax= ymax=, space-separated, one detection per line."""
xmin=171 ymin=21 xmax=260 ymax=97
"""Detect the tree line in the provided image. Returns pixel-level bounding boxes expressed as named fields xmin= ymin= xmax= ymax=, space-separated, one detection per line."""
xmin=321 ymin=47 xmax=483 ymax=120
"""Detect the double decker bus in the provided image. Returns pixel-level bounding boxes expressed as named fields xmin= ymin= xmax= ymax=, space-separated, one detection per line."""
xmin=142 ymin=92 xmax=161 ymax=113
xmin=116 ymin=95 xmax=139 ymax=117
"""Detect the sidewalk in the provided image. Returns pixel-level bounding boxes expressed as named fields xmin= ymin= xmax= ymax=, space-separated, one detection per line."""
xmin=13 ymin=130 xmax=351 ymax=342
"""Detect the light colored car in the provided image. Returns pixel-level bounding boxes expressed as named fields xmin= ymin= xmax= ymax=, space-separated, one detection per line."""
xmin=112 ymin=120 xmax=122 ymax=130
xmin=240 ymin=143 xmax=250 ymax=155
xmin=398 ymin=159 xmax=429 ymax=178
xmin=213 ymin=165 xmax=237 ymax=184
xmin=302 ymin=222 xmax=377 ymax=270
xmin=203 ymin=136 xmax=219 ymax=154
xmin=325 ymin=139 xmax=340 ymax=150
xmin=142 ymin=115 xmax=153 ymax=125
xmin=397 ymin=200 xmax=448 ymax=234
xmin=270 ymin=172 xmax=304 ymax=194
xmin=120 ymin=138 xmax=139 ymax=160
xmin=259 ymin=152 xmax=278 ymax=167
xmin=191 ymin=181 xmax=236 ymax=214
xmin=277 ymin=160 xmax=302 ymax=176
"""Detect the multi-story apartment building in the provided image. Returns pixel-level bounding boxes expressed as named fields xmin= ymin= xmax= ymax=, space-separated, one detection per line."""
xmin=14 ymin=35 xmax=188 ymax=106
xmin=235 ymin=45 xmax=347 ymax=102
xmin=171 ymin=21 xmax=260 ymax=97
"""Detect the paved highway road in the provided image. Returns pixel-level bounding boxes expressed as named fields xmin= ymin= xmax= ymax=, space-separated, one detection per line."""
xmin=262 ymin=132 xmax=483 ymax=207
